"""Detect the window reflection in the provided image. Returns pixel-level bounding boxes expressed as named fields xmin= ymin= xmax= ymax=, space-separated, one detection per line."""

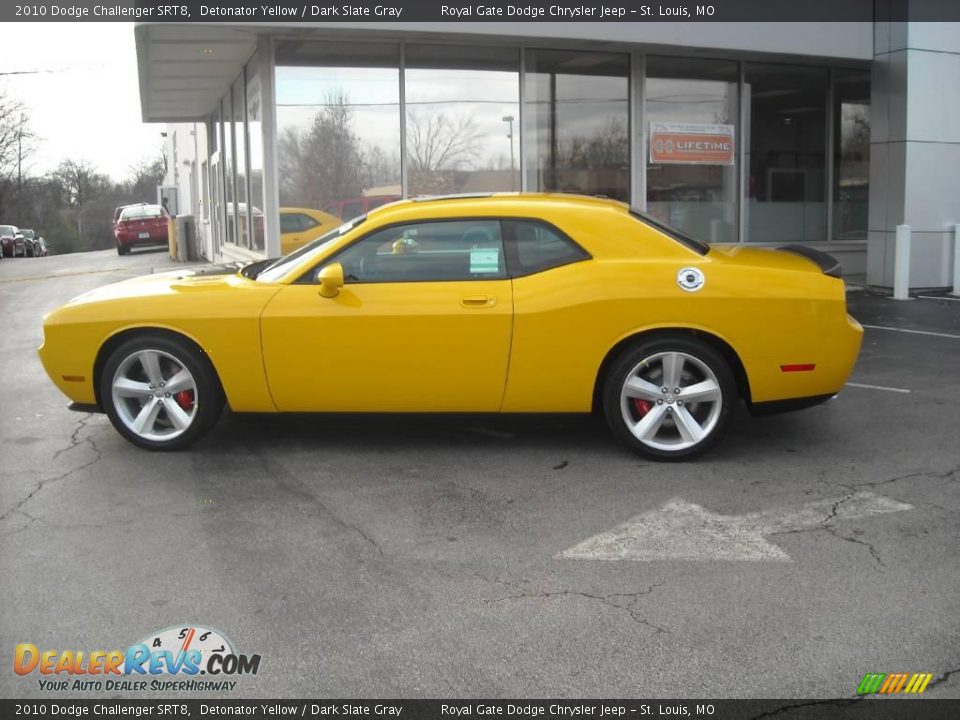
xmin=645 ymin=57 xmax=739 ymax=243
xmin=405 ymin=45 xmax=520 ymax=196
xmin=247 ymin=53 xmax=265 ymax=251
xmin=745 ymin=64 xmax=828 ymax=243
xmin=223 ymin=95 xmax=236 ymax=245
xmin=275 ymin=41 xmax=401 ymax=237
xmin=524 ymin=49 xmax=629 ymax=202
xmin=833 ymin=69 xmax=870 ymax=241
xmin=231 ymin=75 xmax=249 ymax=249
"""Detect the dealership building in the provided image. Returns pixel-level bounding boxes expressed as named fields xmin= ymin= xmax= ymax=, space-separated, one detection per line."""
xmin=138 ymin=13 xmax=960 ymax=290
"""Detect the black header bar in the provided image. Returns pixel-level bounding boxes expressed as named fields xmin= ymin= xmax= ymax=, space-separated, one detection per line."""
xmin=4 ymin=0 xmax=960 ymax=23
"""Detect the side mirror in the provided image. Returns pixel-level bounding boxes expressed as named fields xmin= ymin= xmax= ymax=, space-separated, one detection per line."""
xmin=317 ymin=262 xmax=344 ymax=298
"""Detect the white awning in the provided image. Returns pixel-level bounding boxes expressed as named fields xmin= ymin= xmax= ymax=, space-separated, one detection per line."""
xmin=135 ymin=23 xmax=258 ymax=122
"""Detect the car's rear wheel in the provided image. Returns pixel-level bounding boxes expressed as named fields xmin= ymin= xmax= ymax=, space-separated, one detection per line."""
xmin=100 ymin=335 xmax=224 ymax=450
xmin=602 ymin=336 xmax=736 ymax=460
xmin=117 ymin=244 xmax=130 ymax=255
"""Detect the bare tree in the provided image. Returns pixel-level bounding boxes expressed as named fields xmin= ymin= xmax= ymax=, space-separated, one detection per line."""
xmin=55 ymin=159 xmax=106 ymax=243
xmin=557 ymin=116 xmax=629 ymax=170
xmin=0 ymin=91 xmax=36 ymax=219
xmin=277 ymin=89 xmax=366 ymax=208
xmin=126 ymin=155 xmax=166 ymax=201
xmin=406 ymin=111 xmax=483 ymax=173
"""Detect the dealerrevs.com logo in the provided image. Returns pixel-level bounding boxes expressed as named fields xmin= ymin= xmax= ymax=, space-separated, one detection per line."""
xmin=14 ymin=625 xmax=261 ymax=692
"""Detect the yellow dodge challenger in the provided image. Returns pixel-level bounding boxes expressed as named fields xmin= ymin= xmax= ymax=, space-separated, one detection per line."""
xmin=39 ymin=194 xmax=862 ymax=459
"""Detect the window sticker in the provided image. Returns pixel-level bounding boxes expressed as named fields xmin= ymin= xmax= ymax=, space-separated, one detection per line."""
xmin=470 ymin=249 xmax=500 ymax=274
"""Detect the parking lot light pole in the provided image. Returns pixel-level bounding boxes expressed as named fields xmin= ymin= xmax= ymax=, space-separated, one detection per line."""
xmin=503 ymin=115 xmax=515 ymax=191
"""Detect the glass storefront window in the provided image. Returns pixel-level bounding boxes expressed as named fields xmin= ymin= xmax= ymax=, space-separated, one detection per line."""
xmin=246 ymin=53 xmax=265 ymax=251
xmin=232 ymin=75 xmax=249 ymax=249
xmin=223 ymin=94 xmax=236 ymax=245
xmin=404 ymin=45 xmax=520 ymax=196
xmin=832 ymin=69 xmax=870 ymax=241
xmin=645 ymin=56 xmax=739 ymax=243
xmin=275 ymin=41 xmax=401 ymax=222
xmin=524 ymin=49 xmax=630 ymax=202
xmin=744 ymin=64 xmax=828 ymax=243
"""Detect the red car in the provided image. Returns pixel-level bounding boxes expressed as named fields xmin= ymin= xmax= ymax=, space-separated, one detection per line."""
xmin=1 ymin=224 xmax=22 ymax=258
xmin=114 ymin=204 xmax=169 ymax=255
xmin=322 ymin=195 xmax=401 ymax=222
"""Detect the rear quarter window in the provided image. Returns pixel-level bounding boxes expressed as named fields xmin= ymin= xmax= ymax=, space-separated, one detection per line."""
xmin=502 ymin=219 xmax=590 ymax=276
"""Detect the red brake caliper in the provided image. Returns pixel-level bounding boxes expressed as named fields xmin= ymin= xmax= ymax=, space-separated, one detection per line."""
xmin=175 ymin=390 xmax=195 ymax=411
xmin=631 ymin=398 xmax=652 ymax=418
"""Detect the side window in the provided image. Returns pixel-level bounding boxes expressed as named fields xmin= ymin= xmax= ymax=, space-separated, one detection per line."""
xmin=502 ymin=220 xmax=590 ymax=276
xmin=300 ymin=214 xmax=320 ymax=231
xmin=329 ymin=220 xmax=506 ymax=284
xmin=322 ymin=204 xmax=341 ymax=219
xmin=279 ymin=214 xmax=301 ymax=234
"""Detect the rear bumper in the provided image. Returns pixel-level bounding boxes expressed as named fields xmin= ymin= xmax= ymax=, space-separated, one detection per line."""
xmin=749 ymin=393 xmax=836 ymax=416
xmin=116 ymin=231 xmax=168 ymax=248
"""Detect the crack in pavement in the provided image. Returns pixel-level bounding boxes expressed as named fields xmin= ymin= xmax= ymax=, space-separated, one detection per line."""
xmin=925 ymin=665 xmax=960 ymax=693
xmin=748 ymin=698 xmax=861 ymax=720
xmin=477 ymin=572 xmax=669 ymax=634
xmin=262 ymin=456 xmax=385 ymax=559
xmin=0 ymin=414 xmax=103 ymax=524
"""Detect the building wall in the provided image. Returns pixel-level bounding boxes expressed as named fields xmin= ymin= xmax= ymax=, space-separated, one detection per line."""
xmin=159 ymin=26 xmax=876 ymax=272
xmin=868 ymin=16 xmax=960 ymax=289
xmin=162 ymin=121 xmax=212 ymax=259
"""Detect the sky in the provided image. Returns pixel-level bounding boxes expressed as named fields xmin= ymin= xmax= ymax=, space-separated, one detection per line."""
xmin=2 ymin=23 xmax=162 ymax=182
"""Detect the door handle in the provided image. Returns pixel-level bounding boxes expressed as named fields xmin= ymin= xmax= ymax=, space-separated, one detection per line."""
xmin=460 ymin=295 xmax=495 ymax=308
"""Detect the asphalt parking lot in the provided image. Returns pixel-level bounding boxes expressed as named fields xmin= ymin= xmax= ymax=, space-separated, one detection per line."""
xmin=1 ymin=249 xmax=958 ymax=700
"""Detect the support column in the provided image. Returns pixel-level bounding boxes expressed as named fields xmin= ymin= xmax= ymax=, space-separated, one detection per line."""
xmin=867 ymin=2 xmax=960 ymax=291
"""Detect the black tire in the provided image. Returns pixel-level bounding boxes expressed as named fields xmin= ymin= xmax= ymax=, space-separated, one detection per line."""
xmin=602 ymin=335 xmax=737 ymax=461
xmin=117 ymin=244 xmax=130 ymax=256
xmin=100 ymin=334 xmax=224 ymax=450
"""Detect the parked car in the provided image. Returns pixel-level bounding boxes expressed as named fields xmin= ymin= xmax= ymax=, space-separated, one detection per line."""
xmin=36 ymin=237 xmax=49 ymax=256
xmin=279 ymin=207 xmax=340 ymax=255
xmin=20 ymin=229 xmax=44 ymax=257
xmin=114 ymin=204 xmax=170 ymax=255
xmin=322 ymin=195 xmax=400 ymax=222
xmin=0 ymin=225 xmax=17 ymax=257
xmin=0 ymin=225 xmax=27 ymax=257
xmin=39 ymin=194 xmax=863 ymax=458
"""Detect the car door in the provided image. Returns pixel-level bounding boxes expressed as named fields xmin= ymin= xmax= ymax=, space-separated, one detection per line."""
xmin=499 ymin=218 xmax=595 ymax=412
xmin=260 ymin=218 xmax=513 ymax=412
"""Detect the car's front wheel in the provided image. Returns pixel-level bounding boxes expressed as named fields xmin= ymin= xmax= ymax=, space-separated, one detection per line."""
xmin=100 ymin=335 xmax=224 ymax=450
xmin=602 ymin=336 xmax=736 ymax=460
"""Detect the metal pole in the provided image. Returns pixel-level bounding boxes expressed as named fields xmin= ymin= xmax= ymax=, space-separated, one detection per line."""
xmin=893 ymin=224 xmax=911 ymax=300
xmin=952 ymin=223 xmax=960 ymax=297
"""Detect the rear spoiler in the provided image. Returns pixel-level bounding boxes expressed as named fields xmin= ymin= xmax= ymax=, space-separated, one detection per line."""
xmin=777 ymin=245 xmax=842 ymax=278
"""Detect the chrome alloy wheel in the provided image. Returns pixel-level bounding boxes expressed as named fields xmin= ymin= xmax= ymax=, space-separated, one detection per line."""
xmin=111 ymin=349 xmax=199 ymax=442
xmin=619 ymin=351 xmax=723 ymax=452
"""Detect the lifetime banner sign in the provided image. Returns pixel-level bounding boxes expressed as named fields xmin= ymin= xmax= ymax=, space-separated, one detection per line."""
xmin=649 ymin=122 xmax=736 ymax=166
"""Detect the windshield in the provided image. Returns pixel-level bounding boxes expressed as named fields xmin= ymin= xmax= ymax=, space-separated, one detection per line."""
xmin=21 ymin=229 xmax=35 ymax=238
xmin=256 ymin=215 xmax=367 ymax=283
xmin=0 ymin=225 xmax=14 ymax=237
xmin=629 ymin=208 xmax=709 ymax=256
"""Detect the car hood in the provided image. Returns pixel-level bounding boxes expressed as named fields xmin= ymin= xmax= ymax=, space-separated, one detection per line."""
xmin=62 ymin=263 xmax=248 ymax=308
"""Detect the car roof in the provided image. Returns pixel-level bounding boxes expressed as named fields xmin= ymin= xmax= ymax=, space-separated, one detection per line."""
xmin=370 ymin=192 xmax=629 ymax=215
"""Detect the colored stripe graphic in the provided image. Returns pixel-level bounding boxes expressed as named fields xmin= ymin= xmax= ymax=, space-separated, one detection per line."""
xmin=857 ymin=672 xmax=933 ymax=695
xmin=856 ymin=673 xmax=885 ymax=694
